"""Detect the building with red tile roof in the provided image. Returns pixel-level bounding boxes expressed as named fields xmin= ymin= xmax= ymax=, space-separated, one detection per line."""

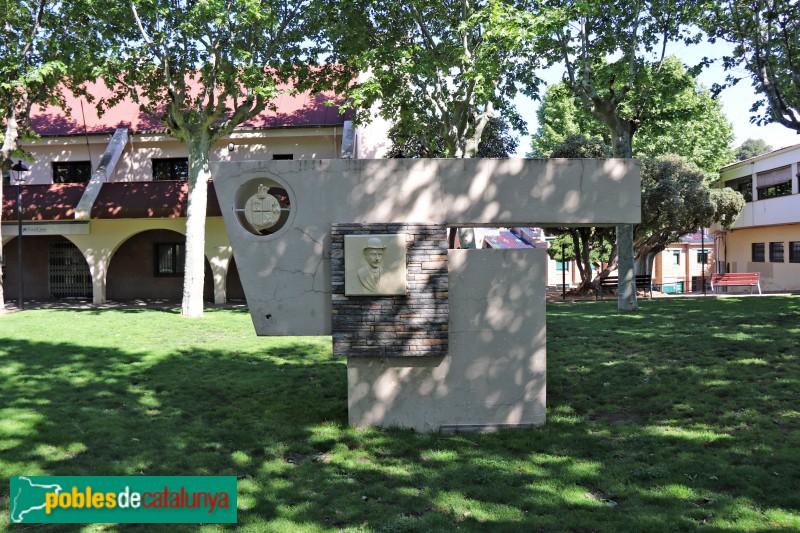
xmin=2 ymin=83 xmax=390 ymax=305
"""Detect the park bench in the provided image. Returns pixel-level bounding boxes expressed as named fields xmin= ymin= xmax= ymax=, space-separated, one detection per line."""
xmin=710 ymin=273 xmax=761 ymax=295
xmin=596 ymin=274 xmax=653 ymax=299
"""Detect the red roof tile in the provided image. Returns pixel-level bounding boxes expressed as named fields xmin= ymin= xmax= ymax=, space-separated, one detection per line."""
xmin=30 ymin=82 xmax=352 ymax=136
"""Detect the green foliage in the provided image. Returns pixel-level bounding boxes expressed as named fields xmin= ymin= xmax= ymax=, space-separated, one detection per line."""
xmin=329 ymin=0 xmax=543 ymax=157
xmin=710 ymin=186 xmax=747 ymax=229
xmin=531 ymin=64 xmax=735 ymax=175
xmin=476 ymin=116 xmax=520 ymax=157
xmin=547 ymin=231 xmax=612 ymax=265
xmin=547 ymin=233 xmax=576 ymax=262
xmin=639 ymin=155 xmax=715 ymax=237
xmin=85 ymin=0 xmax=337 ymax=315
xmin=529 ymin=84 xmax=607 ymax=157
xmin=630 ymin=62 xmax=735 ymax=176
xmin=735 ymin=138 xmax=774 ymax=161
xmin=3 ymin=299 xmax=800 ymax=530
xmin=0 ymin=1 xmax=90 ymax=169
xmin=548 ymin=133 xmax=611 ymax=158
xmin=634 ymin=154 xmax=744 ymax=268
xmin=708 ymin=0 xmax=800 ymax=132
xmin=387 ymin=117 xmax=519 ymax=158
xmin=87 ymin=0 xmax=328 ymax=144
xmin=538 ymin=0 xmax=711 ymax=157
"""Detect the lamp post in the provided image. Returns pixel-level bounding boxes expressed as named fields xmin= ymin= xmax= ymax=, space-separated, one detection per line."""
xmin=12 ymin=161 xmax=29 ymax=310
xmin=701 ymin=228 xmax=706 ymax=296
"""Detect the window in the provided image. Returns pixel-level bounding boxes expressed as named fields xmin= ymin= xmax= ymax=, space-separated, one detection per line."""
xmin=752 ymin=243 xmax=765 ymax=262
xmin=152 ymin=158 xmax=189 ymax=181
xmin=726 ymin=177 xmax=753 ymax=202
xmin=790 ymin=242 xmax=800 ymax=263
xmin=672 ymin=251 xmax=681 ymax=266
xmin=272 ymin=154 xmax=293 ymax=160
xmin=697 ymin=250 xmax=708 ymax=265
xmin=154 ymin=243 xmax=185 ymax=277
xmin=53 ymin=161 xmax=92 ymax=183
xmin=756 ymin=166 xmax=792 ymax=200
xmin=555 ymin=261 xmax=569 ymax=271
xmin=758 ymin=181 xmax=792 ymax=200
xmin=769 ymin=242 xmax=784 ymax=262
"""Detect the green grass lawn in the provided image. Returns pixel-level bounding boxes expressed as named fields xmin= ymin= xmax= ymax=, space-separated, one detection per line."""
xmin=1 ymin=297 xmax=799 ymax=532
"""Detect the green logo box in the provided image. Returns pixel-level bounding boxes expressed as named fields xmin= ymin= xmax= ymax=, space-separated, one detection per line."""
xmin=9 ymin=476 xmax=237 ymax=524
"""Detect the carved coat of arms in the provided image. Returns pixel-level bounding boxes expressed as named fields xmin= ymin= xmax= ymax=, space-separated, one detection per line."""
xmin=244 ymin=184 xmax=282 ymax=231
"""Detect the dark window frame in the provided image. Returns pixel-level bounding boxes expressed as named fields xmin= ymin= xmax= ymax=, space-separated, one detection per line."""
xmin=726 ymin=178 xmax=753 ymax=202
xmin=152 ymin=158 xmax=189 ymax=181
xmin=53 ymin=161 xmax=92 ymax=183
xmin=752 ymin=243 xmax=765 ymax=262
xmin=697 ymin=250 xmax=708 ymax=265
xmin=757 ymin=181 xmax=792 ymax=200
xmin=154 ymin=243 xmax=185 ymax=277
xmin=769 ymin=241 xmax=785 ymax=263
xmin=789 ymin=242 xmax=800 ymax=263
xmin=672 ymin=250 xmax=681 ymax=265
xmin=272 ymin=154 xmax=294 ymax=160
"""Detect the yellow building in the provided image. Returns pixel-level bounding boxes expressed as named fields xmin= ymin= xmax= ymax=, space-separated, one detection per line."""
xmin=1 ymin=85 xmax=389 ymax=305
xmin=652 ymin=233 xmax=713 ymax=294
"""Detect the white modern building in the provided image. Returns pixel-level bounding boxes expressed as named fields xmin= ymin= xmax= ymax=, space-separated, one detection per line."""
xmin=714 ymin=143 xmax=800 ymax=292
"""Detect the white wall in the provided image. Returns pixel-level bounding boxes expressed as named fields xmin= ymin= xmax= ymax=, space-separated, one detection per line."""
xmin=21 ymin=128 xmax=344 ymax=184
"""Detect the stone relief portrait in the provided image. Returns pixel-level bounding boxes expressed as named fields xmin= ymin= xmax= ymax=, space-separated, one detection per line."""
xmin=345 ymin=234 xmax=407 ymax=296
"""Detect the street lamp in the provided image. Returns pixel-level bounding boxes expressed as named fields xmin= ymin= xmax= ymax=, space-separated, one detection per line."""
xmin=12 ymin=160 xmax=29 ymax=310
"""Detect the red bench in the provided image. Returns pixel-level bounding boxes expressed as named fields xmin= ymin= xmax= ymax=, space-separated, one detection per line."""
xmin=710 ymin=273 xmax=761 ymax=295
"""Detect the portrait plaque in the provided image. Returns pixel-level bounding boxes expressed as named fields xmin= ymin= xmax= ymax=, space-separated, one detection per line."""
xmin=344 ymin=234 xmax=407 ymax=296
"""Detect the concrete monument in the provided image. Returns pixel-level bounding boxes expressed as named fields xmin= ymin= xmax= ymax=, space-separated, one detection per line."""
xmin=212 ymin=158 xmax=641 ymax=433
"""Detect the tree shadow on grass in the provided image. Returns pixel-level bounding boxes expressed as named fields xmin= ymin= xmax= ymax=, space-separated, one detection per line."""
xmin=1 ymin=298 xmax=799 ymax=531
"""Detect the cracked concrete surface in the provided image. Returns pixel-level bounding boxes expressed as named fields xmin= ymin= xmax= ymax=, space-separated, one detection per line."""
xmin=211 ymin=158 xmax=640 ymax=336
xmin=348 ymin=249 xmax=547 ymax=432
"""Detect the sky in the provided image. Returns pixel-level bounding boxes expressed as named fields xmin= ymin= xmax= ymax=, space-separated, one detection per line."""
xmin=512 ymin=39 xmax=799 ymax=156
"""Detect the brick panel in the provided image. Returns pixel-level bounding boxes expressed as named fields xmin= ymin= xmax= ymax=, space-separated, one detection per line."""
xmin=331 ymin=223 xmax=448 ymax=357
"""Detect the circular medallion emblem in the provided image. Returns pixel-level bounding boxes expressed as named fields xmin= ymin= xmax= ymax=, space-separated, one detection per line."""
xmin=244 ymin=184 xmax=282 ymax=231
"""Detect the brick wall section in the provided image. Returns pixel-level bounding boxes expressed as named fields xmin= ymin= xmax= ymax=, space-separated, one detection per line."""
xmin=331 ymin=223 xmax=448 ymax=357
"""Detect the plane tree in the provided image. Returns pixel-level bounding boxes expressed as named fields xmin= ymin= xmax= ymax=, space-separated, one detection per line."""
xmin=537 ymin=0 xmax=713 ymax=310
xmin=387 ymin=117 xmax=519 ymax=158
xmin=708 ymin=0 xmax=800 ymax=133
xmin=0 ymin=0 xmax=95 ymax=309
xmin=87 ymin=0 xmax=339 ymax=317
xmin=531 ymin=62 xmax=735 ymax=176
xmin=327 ymin=0 xmax=543 ymax=248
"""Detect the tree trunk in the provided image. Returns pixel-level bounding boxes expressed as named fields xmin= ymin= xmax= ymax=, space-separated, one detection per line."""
xmin=450 ymin=105 xmax=492 ymax=249
xmin=181 ymin=134 xmax=211 ymax=317
xmin=0 ymin=103 xmax=22 ymax=311
xmin=634 ymin=253 xmax=649 ymax=277
xmin=608 ymin=120 xmax=638 ymax=311
xmin=616 ymin=224 xmax=638 ymax=310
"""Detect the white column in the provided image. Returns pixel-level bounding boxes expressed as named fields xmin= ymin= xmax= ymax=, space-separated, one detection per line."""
xmin=89 ymin=256 xmax=109 ymax=305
